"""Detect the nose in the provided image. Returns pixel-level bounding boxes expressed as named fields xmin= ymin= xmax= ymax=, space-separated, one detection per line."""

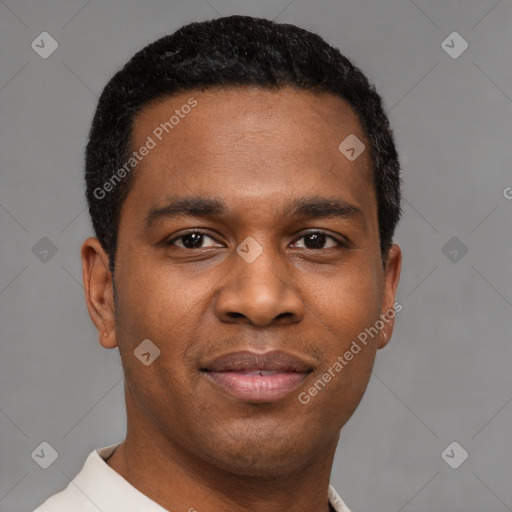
xmin=215 ymin=245 xmax=305 ymax=327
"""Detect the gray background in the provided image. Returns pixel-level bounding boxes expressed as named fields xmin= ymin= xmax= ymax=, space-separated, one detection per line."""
xmin=1 ymin=0 xmax=511 ymax=511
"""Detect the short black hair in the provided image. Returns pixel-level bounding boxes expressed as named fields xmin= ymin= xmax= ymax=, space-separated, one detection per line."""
xmin=85 ymin=15 xmax=401 ymax=274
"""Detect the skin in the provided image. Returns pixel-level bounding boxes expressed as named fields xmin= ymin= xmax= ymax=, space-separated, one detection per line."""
xmin=81 ymin=86 xmax=401 ymax=512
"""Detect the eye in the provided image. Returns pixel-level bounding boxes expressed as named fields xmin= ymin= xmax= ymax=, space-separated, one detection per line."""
xmin=291 ymin=231 xmax=346 ymax=250
xmin=166 ymin=230 xmax=347 ymax=251
xmin=166 ymin=230 xmax=222 ymax=249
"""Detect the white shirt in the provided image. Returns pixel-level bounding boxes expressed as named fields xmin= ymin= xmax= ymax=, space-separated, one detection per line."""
xmin=34 ymin=443 xmax=352 ymax=512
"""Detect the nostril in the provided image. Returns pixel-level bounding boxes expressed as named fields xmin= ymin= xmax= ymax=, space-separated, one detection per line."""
xmin=227 ymin=312 xmax=245 ymax=319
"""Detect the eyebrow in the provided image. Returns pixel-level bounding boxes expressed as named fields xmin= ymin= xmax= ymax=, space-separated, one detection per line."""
xmin=145 ymin=196 xmax=366 ymax=230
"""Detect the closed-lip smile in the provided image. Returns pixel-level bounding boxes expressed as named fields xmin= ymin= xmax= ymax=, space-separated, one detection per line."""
xmin=200 ymin=350 xmax=314 ymax=402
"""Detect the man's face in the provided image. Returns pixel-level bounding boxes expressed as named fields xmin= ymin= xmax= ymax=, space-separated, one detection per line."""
xmin=108 ymin=87 xmax=400 ymax=475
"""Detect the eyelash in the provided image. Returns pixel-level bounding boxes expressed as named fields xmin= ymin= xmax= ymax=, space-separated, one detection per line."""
xmin=165 ymin=230 xmax=348 ymax=250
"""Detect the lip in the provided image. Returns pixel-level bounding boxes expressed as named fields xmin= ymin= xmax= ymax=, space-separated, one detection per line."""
xmin=200 ymin=350 xmax=314 ymax=403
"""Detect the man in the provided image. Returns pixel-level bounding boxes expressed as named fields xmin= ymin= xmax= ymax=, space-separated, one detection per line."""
xmin=35 ymin=15 xmax=402 ymax=512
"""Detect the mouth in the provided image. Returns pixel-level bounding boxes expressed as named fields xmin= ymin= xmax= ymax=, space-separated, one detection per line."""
xmin=200 ymin=350 xmax=314 ymax=403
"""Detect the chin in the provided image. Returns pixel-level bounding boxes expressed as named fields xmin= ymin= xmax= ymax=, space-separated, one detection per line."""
xmin=205 ymin=450 xmax=306 ymax=478
xmin=195 ymin=428 xmax=315 ymax=477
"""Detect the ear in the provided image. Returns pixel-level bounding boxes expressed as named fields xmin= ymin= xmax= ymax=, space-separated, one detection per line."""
xmin=81 ymin=237 xmax=117 ymax=348
xmin=378 ymin=243 xmax=402 ymax=349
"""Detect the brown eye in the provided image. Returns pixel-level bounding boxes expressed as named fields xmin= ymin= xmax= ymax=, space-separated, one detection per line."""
xmin=167 ymin=231 xmax=220 ymax=249
xmin=292 ymin=231 xmax=344 ymax=250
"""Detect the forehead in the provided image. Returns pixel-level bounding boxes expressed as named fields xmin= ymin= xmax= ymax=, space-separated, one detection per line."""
xmin=133 ymin=86 xmax=369 ymax=163
xmin=124 ymin=87 xmax=376 ymax=224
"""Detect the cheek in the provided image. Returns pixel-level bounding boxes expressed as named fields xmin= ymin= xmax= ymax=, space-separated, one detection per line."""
xmin=113 ymin=263 xmax=201 ymax=408
xmin=303 ymin=259 xmax=383 ymax=344
xmin=300 ymin=259 xmax=383 ymax=414
xmin=114 ymin=257 xmax=210 ymax=384
xmin=115 ymin=254 xmax=194 ymax=335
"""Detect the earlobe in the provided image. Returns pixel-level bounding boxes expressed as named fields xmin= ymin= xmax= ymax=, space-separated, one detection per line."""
xmin=101 ymin=328 xmax=117 ymax=349
xmin=81 ymin=237 xmax=118 ymax=349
